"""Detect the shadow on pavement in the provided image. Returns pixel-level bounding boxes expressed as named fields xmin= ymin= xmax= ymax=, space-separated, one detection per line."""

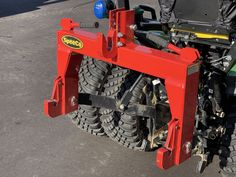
xmin=0 ymin=0 xmax=67 ymax=18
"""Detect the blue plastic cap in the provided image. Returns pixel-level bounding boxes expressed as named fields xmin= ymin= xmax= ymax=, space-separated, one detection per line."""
xmin=94 ymin=0 xmax=108 ymax=19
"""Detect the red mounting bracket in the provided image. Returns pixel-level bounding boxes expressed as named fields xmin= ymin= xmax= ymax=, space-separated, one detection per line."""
xmin=44 ymin=8 xmax=200 ymax=169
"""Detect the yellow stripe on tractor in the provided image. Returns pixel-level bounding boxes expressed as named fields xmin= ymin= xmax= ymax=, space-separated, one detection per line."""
xmin=171 ymin=28 xmax=229 ymax=40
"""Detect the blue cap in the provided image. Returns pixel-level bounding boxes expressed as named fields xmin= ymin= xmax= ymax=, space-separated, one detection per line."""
xmin=94 ymin=0 xmax=108 ymax=19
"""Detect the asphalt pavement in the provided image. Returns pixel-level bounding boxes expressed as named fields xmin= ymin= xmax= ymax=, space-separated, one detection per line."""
xmin=0 ymin=0 xmax=222 ymax=177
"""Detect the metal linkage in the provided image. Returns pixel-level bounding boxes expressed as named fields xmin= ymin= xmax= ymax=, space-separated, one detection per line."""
xmin=78 ymin=93 xmax=157 ymax=118
xmin=118 ymin=74 xmax=144 ymax=107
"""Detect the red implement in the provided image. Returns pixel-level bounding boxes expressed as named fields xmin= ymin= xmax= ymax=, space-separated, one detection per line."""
xmin=44 ymin=9 xmax=200 ymax=169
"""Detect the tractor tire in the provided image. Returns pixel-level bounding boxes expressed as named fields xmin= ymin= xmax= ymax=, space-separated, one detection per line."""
xmin=68 ymin=56 xmax=111 ymax=136
xmin=220 ymin=113 xmax=236 ymax=177
xmin=100 ymin=66 xmax=149 ymax=151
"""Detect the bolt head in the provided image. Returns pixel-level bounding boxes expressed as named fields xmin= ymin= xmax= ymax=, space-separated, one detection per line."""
xmin=208 ymin=89 xmax=214 ymax=94
xmin=129 ymin=24 xmax=137 ymax=31
xmin=117 ymin=32 xmax=124 ymax=38
xmin=171 ymin=32 xmax=176 ymax=37
xmin=119 ymin=104 xmax=125 ymax=110
xmin=184 ymin=142 xmax=192 ymax=154
xmin=223 ymin=62 xmax=230 ymax=67
xmin=70 ymin=96 xmax=78 ymax=106
xmin=217 ymin=112 xmax=225 ymax=118
xmin=117 ymin=42 xmax=123 ymax=47
xmin=226 ymin=55 xmax=232 ymax=61
xmin=152 ymin=79 xmax=161 ymax=86
xmin=75 ymin=66 xmax=80 ymax=72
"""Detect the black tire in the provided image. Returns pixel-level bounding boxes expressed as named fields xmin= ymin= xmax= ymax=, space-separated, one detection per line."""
xmin=220 ymin=114 xmax=236 ymax=177
xmin=68 ymin=56 xmax=111 ymax=136
xmin=100 ymin=66 xmax=149 ymax=151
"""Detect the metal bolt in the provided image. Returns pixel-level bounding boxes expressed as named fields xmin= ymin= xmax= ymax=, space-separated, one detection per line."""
xmin=217 ymin=111 xmax=225 ymax=118
xmin=117 ymin=42 xmax=123 ymax=47
xmin=152 ymin=79 xmax=161 ymax=86
xmin=226 ymin=55 xmax=232 ymax=61
xmin=117 ymin=32 xmax=124 ymax=38
xmin=185 ymin=142 xmax=192 ymax=154
xmin=75 ymin=66 xmax=80 ymax=72
xmin=129 ymin=24 xmax=137 ymax=31
xmin=184 ymin=35 xmax=189 ymax=40
xmin=220 ymin=112 xmax=225 ymax=118
xmin=70 ymin=96 xmax=78 ymax=106
xmin=223 ymin=62 xmax=230 ymax=67
xmin=171 ymin=32 xmax=176 ymax=37
xmin=208 ymin=89 xmax=214 ymax=94
xmin=119 ymin=104 xmax=125 ymax=110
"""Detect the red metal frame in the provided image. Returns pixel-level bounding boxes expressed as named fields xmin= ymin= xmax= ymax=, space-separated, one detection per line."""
xmin=44 ymin=9 xmax=200 ymax=169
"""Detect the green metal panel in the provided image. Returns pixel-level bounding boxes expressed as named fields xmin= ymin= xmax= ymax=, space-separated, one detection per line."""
xmin=228 ymin=64 xmax=236 ymax=76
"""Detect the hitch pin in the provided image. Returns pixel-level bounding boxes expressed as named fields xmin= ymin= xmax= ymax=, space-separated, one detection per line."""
xmin=60 ymin=19 xmax=99 ymax=31
xmin=79 ymin=22 xmax=99 ymax=29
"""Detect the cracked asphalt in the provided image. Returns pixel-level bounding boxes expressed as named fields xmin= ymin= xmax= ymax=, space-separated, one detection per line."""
xmin=0 ymin=0 xmax=221 ymax=177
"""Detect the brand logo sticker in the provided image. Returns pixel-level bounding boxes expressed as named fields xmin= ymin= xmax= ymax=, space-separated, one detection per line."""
xmin=61 ymin=35 xmax=83 ymax=49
